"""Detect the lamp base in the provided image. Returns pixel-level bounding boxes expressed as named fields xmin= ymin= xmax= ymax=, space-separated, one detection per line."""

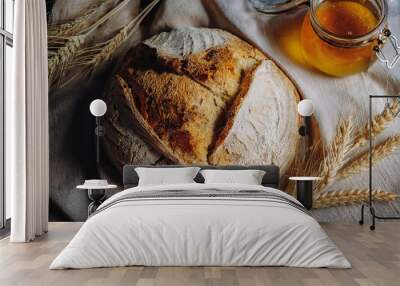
xmin=298 ymin=126 xmax=308 ymax=136
xmin=95 ymin=125 xmax=105 ymax=136
xmin=296 ymin=180 xmax=313 ymax=210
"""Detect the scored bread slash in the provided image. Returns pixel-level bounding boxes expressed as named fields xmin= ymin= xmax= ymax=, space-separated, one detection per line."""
xmin=209 ymin=60 xmax=300 ymax=173
xmin=103 ymin=27 xmax=304 ymax=174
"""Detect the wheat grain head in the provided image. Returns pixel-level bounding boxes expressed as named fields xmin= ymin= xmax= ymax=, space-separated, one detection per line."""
xmin=75 ymin=0 xmax=160 ymax=74
xmin=48 ymin=0 xmax=134 ymax=86
xmin=353 ymin=99 xmax=400 ymax=148
xmin=314 ymin=117 xmax=356 ymax=192
xmin=48 ymin=0 xmax=108 ymax=37
xmin=314 ymin=189 xmax=398 ymax=208
xmin=336 ymin=135 xmax=400 ymax=180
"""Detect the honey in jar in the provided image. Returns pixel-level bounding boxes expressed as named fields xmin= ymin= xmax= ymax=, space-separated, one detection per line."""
xmin=300 ymin=0 xmax=380 ymax=76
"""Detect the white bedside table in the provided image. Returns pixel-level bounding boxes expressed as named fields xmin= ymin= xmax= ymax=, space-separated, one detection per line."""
xmin=77 ymin=184 xmax=118 ymax=216
xmin=289 ymin=177 xmax=321 ymax=210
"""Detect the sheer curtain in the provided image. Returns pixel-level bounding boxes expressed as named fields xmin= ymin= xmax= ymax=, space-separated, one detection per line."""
xmin=8 ymin=0 xmax=49 ymax=242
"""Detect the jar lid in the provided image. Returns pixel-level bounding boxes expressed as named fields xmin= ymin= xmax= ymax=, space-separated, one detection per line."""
xmin=249 ymin=0 xmax=308 ymax=14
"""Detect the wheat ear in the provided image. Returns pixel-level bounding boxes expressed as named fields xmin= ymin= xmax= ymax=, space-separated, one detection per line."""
xmin=48 ymin=35 xmax=86 ymax=85
xmin=336 ymin=135 xmax=400 ymax=180
xmin=285 ymin=141 xmax=323 ymax=194
xmin=314 ymin=117 xmax=356 ymax=192
xmin=353 ymin=99 xmax=400 ymax=148
xmin=48 ymin=0 xmax=133 ymax=86
xmin=314 ymin=189 xmax=398 ymax=208
xmin=73 ymin=0 xmax=160 ymax=73
xmin=48 ymin=0 xmax=108 ymax=38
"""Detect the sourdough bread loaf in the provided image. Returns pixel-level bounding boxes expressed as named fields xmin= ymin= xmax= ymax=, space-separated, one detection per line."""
xmin=103 ymin=27 xmax=301 ymax=173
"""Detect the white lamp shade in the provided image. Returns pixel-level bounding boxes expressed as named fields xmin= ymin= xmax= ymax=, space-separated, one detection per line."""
xmin=297 ymin=99 xmax=314 ymax=117
xmin=90 ymin=99 xmax=107 ymax=117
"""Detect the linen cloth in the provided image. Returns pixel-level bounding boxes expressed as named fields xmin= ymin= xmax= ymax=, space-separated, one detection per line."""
xmin=148 ymin=0 xmax=400 ymax=220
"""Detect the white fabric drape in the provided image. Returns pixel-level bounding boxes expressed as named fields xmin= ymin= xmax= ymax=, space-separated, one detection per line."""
xmin=8 ymin=0 xmax=49 ymax=242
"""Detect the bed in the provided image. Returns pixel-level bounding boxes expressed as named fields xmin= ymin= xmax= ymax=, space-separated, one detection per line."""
xmin=50 ymin=165 xmax=350 ymax=269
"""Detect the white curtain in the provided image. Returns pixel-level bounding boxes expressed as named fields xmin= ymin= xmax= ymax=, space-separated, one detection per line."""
xmin=8 ymin=0 xmax=49 ymax=242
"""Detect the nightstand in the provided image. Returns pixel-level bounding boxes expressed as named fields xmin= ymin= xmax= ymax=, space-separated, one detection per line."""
xmin=77 ymin=183 xmax=118 ymax=216
xmin=289 ymin=177 xmax=321 ymax=210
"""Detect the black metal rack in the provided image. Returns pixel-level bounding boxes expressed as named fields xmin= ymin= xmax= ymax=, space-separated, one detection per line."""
xmin=359 ymin=95 xmax=400 ymax=230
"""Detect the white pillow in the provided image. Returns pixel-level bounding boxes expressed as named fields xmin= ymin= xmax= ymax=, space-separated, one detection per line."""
xmin=135 ymin=167 xmax=200 ymax=186
xmin=200 ymin=169 xmax=266 ymax=185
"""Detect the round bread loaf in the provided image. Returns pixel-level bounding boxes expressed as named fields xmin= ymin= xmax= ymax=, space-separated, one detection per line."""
xmin=102 ymin=27 xmax=301 ymax=174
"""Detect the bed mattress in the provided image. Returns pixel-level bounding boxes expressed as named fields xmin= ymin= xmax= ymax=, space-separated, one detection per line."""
xmin=50 ymin=183 xmax=351 ymax=269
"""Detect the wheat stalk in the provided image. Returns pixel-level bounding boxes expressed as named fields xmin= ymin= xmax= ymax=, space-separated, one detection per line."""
xmin=295 ymin=141 xmax=324 ymax=176
xmin=48 ymin=0 xmax=134 ymax=86
xmin=72 ymin=0 xmax=160 ymax=74
xmin=48 ymin=0 xmax=108 ymax=38
xmin=314 ymin=189 xmax=398 ymax=208
xmin=299 ymin=103 xmax=398 ymax=199
xmin=336 ymin=135 xmax=400 ymax=180
xmin=353 ymin=99 xmax=400 ymax=148
xmin=70 ymin=0 xmax=133 ymax=36
xmin=48 ymin=35 xmax=86 ymax=85
xmin=93 ymin=0 xmax=159 ymax=66
xmin=284 ymin=141 xmax=323 ymax=194
xmin=314 ymin=117 xmax=356 ymax=192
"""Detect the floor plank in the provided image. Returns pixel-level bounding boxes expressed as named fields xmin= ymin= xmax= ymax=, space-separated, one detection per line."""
xmin=0 ymin=222 xmax=399 ymax=286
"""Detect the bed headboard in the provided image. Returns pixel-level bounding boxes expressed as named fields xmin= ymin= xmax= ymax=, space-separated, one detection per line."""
xmin=123 ymin=165 xmax=280 ymax=189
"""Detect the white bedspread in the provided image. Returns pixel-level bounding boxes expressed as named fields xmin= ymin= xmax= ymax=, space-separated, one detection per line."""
xmin=50 ymin=183 xmax=351 ymax=269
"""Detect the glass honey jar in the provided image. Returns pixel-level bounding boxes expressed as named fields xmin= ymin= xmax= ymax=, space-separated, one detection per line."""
xmin=250 ymin=0 xmax=400 ymax=76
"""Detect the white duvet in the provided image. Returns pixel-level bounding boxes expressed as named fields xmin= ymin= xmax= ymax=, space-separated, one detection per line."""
xmin=50 ymin=183 xmax=351 ymax=269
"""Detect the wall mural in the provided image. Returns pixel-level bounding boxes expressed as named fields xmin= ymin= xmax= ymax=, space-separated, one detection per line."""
xmin=47 ymin=0 xmax=400 ymax=222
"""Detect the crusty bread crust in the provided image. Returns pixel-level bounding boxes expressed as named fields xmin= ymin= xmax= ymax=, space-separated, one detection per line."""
xmin=104 ymin=28 xmax=301 ymax=171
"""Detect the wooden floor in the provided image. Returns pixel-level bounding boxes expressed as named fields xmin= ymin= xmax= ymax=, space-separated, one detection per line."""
xmin=0 ymin=222 xmax=399 ymax=286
